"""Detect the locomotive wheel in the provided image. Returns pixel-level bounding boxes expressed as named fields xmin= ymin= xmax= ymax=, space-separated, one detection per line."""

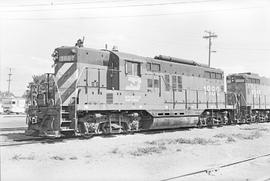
xmin=197 ymin=118 xmax=206 ymax=128
xmin=197 ymin=120 xmax=203 ymax=128
xmin=206 ymin=117 xmax=214 ymax=127
xmin=97 ymin=122 xmax=129 ymax=134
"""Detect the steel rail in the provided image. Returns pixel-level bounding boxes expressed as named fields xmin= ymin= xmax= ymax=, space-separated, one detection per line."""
xmin=1 ymin=121 xmax=269 ymax=147
xmin=160 ymin=153 xmax=270 ymax=181
xmin=0 ymin=127 xmax=193 ymax=147
xmin=0 ymin=127 xmax=26 ymax=131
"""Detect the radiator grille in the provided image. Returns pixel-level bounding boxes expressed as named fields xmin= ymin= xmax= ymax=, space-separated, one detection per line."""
xmin=106 ymin=93 xmax=113 ymax=104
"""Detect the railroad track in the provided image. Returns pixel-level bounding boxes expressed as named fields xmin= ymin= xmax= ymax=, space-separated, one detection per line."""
xmin=0 ymin=127 xmax=192 ymax=147
xmin=160 ymin=153 xmax=270 ymax=181
xmin=0 ymin=134 xmax=91 ymax=147
xmin=0 ymin=121 xmax=269 ymax=147
xmin=0 ymin=127 xmax=26 ymax=132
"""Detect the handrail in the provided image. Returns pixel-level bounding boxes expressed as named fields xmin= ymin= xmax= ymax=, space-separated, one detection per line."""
xmin=52 ymin=76 xmax=62 ymax=105
xmin=73 ymin=66 xmax=88 ymax=131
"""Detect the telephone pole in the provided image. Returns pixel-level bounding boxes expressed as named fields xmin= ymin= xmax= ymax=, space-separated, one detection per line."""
xmin=7 ymin=68 xmax=12 ymax=94
xmin=203 ymin=31 xmax=217 ymax=67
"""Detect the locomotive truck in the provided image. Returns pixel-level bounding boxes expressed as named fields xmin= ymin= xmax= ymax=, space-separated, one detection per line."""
xmin=26 ymin=41 xmax=270 ymax=137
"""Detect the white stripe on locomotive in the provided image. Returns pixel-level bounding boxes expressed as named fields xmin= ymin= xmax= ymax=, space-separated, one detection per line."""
xmin=55 ymin=63 xmax=78 ymax=105
xmin=58 ymin=69 xmax=78 ymax=90
xmin=62 ymin=90 xmax=76 ymax=106
xmin=55 ymin=63 xmax=73 ymax=80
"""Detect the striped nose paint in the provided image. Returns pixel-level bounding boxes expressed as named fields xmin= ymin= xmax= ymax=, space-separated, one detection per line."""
xmin=55 ymin=62 xmax=78 ymax=106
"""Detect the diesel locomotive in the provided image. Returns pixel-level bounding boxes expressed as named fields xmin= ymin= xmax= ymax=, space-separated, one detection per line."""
xmin=26 ymin=41 xmax=270 ymax=137
xmin=227 ymin=73 xmax=270 ymax=123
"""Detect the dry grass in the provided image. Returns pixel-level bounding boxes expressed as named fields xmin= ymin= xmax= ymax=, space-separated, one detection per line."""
xmin=169 ymin=138 xmax=214 ymax=145
xmin=69 ymin=156 xmax=78 ymax=160
xmin=240 ymin=127 xmax=269 ymax=132
xmin=146 ymin=137 xmax=217 ymax=146
xmin=145 ymin=140 xmax=164 ymax=145
xmin=213 ymin=133 xmax=236 ymax=143
xmin=130 ymin=137 xmax=217 ymax=156
xmin=130 ymin=144 xmax=167 ymax=156
xmin=111 ymin=148 xmax=120 ymax=154
xmin=214 ymin=128 xmax=265 ymax=142
xmin=214 ymin=133 xmax=228 ymax=138
xmin=226 ymin=136 xmax=236 ymax=143
xmin=232 ymin=131 xmax=262 ymax=140
xmin=50 ymin=156 xmax=65 ymax=161
xmin=12 ymin=154 xmax=35 ymax=160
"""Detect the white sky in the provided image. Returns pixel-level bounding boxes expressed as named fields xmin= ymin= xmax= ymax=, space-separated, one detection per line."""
xmin=0 ymin=0 xmax=270 ymax=96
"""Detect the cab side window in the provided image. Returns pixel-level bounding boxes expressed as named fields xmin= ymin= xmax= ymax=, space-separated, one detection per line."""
xmin=211 ymin=72 xmax=216 ymax=79
xmin=204 ymin=71 xmax=211 ymax=79
xmin=152 ymin=63 xmax=160 ymax=72
xmin=146 ymin=62 xmax=160 ymax=72
xmin=125 ymin=61 xmax=141 ymax=76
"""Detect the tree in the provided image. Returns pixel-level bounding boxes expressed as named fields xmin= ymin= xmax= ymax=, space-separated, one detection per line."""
xmin=24 ymin=74 xmax=55 ymax=104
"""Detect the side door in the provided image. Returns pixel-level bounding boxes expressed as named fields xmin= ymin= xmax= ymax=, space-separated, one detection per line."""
xmin=107 ymin=53 xmax=120 ymax=90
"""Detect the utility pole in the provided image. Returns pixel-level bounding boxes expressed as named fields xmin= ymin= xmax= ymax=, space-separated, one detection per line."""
xmin=7 ymin=68 xmax=12 ymax=94
xmin=203 ymin=31 xmax=217 ymax=67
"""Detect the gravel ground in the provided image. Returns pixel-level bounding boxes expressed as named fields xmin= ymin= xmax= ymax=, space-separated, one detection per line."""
xmin=1 ymin=119 xmax=270 ymax=181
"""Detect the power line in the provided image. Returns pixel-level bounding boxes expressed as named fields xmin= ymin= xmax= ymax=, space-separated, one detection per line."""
xmin=217 ymin=47 xmax=270 ymax=51
xmin=160 ymin=153 xmax=270 ymax=181
xmin=203 ymin=31 xmax=217 ymax=67
xmin=0 ymin=0 xmax=221 ymax=13
xmin=0 ymin=0 xmax=140 ymax=7
xmin=2 ymin=5 xmax=268 ymax=21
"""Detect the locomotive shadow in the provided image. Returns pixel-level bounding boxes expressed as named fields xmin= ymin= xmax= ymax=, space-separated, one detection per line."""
xmin=99 ymin=134 xmax=118 ymax=138
xmin=0 ymin=132 xmax=33 ymax=142
xmin=0 ymin=131 xmax=67 ymax=145
xmin=139 ymin=125 xmax=225 ymax=136
xmin=140 ymin=127 xmax=192 ymax=135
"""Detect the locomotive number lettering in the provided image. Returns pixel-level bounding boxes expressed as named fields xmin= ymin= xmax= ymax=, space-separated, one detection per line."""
xmin=125 ymin=95 xmax=141 ymax=102
xmin=251 ymin=89 xmax=261 ymax=97
xmin=203 ymin=85 xmax=220 ymax=96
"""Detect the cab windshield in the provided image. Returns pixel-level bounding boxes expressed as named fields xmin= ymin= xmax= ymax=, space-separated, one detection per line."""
xmin=52 ymin=48 xmax=76 ymax=63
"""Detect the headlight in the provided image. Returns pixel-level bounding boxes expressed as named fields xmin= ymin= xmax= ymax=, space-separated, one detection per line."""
xmin=31 ymin=116 xmax=38 ymax=124
xmin=71 ymin=48 xmax=76 ymax=54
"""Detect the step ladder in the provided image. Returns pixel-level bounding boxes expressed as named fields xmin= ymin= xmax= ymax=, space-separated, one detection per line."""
xmin=60 ymin=106 xmax=75 ymax=135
